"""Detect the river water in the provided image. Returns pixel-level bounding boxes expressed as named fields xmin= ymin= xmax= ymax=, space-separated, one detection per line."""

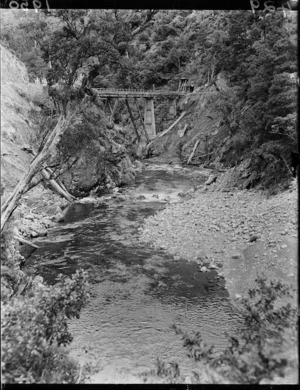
xmin=26 ymin=163 xmax=242 ymax=383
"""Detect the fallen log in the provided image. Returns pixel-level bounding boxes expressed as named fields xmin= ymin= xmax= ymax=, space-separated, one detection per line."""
xmin=15 ymin=235 xmax=39 ymax=249
xmin=158 ymin=111 xmax=187 ymax=138
xmin=187 ymin=139 xmax=200 ymax=165
xmin=44 ymin=166 xmax=69 ymax=193
xmin=178 ymin=124 xmax=188 ymax=138
xmin=1 ymin=106 xmax=80 ymax=232
xmin=23 ymin=148 xmax=75 ymax=202
xmin=41 ymin=168 xmax=74 ymax=202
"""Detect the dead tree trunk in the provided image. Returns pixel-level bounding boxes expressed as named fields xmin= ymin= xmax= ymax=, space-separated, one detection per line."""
xmin=1 ymin=111 xmax=77 ymax=232
xmin=24 ymin=149 xmax=75 ymax=202
xmin=40 ymin=168 xmax=74 ymax=202
xmin=44 ymin=166 xmax=69 ymax=193
xmin=158 ymin=111 xmax=187 ymax=138
xmin=187 ymin=140 xmax=200 ymax=165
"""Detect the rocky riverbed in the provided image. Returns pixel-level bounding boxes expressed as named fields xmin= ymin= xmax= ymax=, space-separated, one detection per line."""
xmin=12 ymin=162 xmax=298 ymax=384
xmin=139 ymin=177 xmax=298 ymax=298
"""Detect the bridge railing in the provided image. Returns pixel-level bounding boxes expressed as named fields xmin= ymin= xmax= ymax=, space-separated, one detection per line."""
xmin=93 ymin=88 xmax=186 ymax=96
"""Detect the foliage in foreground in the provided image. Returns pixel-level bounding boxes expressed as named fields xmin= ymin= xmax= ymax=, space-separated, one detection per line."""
xmin=146 ymin=275 xmax=297 ymax=384
xmin=1 ymin=263 xmax=89 ymax=384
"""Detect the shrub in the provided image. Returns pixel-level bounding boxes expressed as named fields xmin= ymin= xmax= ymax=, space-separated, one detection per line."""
xmin=1 ymin=269 xmax=89 ymax=383
xmin=145 ymin=275 xmax=297 ymax=384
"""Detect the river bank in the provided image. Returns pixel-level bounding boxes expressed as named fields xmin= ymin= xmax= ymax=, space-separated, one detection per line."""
xmin=139 ymin=174 xmax=298 ymax=298
xmin=10 ymin=162 xmax=298 ymax=384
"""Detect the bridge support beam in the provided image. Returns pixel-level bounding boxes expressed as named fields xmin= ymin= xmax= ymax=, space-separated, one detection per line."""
xmin=110 ymin=98 xmax=119 ymax=124
xmin=168 ymin=98 xmax=177 ymax=118
xmin=144 ymin=98 xmax=156 ymax=139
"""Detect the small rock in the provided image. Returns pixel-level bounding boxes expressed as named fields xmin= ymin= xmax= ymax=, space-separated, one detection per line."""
xmin=205 ymin=175 xmax=217 ymax=186
xmin=36 ymin=229 xmax=47 ymax=237
xmin=209 ymin=263 xmax=217 ymax=269
xmin=235 ymin=294 xmax=242 ymax=300
xmin=249 ymin=234 xmax=260 ymax=242
xmin=231 ymin=253 xmax=240 ymax=259
xmin=56 ymin=213 xmax=65 ymax=222
xmin=173 ymin=255 xmax=180 ymax=260
xmin=200 ymin=266 xmax=208 ymax=272
xmin=30 ymin=230 xmax=39 ymax=238
xmin=281 ymin=244 xmax=288 ymax=249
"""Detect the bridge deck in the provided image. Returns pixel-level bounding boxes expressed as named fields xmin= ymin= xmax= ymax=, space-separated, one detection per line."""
xmin=93 ymin=88 xmax=187 ymax=98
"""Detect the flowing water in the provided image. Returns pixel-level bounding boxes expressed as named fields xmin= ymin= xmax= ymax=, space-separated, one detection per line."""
xmin=26 ymin=163 xmax=242 ymax=383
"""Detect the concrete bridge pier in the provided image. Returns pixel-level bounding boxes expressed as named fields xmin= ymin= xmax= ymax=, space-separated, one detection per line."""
xmin=144 ymin=97 xmax=156 ymax=139
xmin=168 ymin=98 xmax=177 ymax=118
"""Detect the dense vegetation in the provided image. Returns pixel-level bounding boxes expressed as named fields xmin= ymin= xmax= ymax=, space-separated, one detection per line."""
xmin=1 ymin=228 xmax=89 ymax=383
xmin=1 ymin=8 xmax=297 ymax=190
xmin=1 ymin=7 xmax=297 ymax=383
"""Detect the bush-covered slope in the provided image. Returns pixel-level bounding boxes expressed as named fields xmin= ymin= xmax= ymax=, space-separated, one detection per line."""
xmin=147 ymin=10 xmax=297 ymax=193
xmin=2 ymin=9 xmax=297 ymax=195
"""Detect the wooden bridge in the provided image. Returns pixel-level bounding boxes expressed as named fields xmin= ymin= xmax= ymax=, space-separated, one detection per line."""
xmin=92 ymin=88 xmax=188 ymax=140
xmin=93 ymin=88 xmax=186 ymax=98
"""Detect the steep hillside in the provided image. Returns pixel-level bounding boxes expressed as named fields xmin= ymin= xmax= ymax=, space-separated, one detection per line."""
xmin=149 ymin=79 xmax=230 ymax=166
xmin=150 ymin=74 xmax=297 ymax=194
xmin=1 ymin=44 xmax=43 ymax=195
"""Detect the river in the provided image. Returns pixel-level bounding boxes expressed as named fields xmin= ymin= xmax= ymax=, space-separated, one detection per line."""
xmin=26 ymin=163 xmax=242 ymax=383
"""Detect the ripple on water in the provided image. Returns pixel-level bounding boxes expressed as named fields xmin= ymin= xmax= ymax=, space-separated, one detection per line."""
xmin=27 ymin=164 xmax=240 ymax=382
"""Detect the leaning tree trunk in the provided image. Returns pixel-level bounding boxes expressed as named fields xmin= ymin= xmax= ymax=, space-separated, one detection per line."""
xmin=1 ymin=112 xmax=77 ymax=232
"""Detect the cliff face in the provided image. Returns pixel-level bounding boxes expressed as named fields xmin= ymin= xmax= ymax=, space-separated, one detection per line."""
xmin=1 ymin=44 xmax=45 ymax=198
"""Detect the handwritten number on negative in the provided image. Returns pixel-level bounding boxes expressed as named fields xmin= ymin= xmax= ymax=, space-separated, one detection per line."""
xmin=250 ymin=0 xmax=292 ymax=17
xmin=20 ymin=0 xmax=28 ymax=10
xmin=250 ymin=0 xmax=260 ymax=14
xmin=263 ymin=1 xmax=276 ymax=13
xmin=8 ymin=0 xmax=20 ymax=8
xmin=8 ymin=0 xmax=49 ymax=11
xmin=32 ymin=0 xmax=41 ymax=12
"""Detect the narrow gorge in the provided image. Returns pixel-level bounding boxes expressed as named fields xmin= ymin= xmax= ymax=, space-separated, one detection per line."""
xmin=1 ymin=7 xmax=298 ymax=385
